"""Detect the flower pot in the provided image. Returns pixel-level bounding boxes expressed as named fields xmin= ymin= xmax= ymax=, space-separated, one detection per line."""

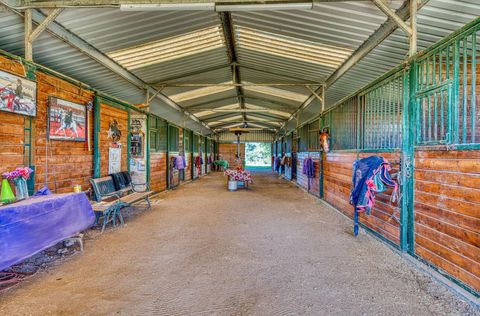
xmin=228 ymin=180 xmax=238 ymax=191
xmin=1 ymin=179 xmax=15 ymax=204
xmin=14 ymin=177 xmax=29 ymax=200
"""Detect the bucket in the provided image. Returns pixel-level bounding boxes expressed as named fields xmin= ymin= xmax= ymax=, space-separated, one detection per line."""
xmin=228 ymin=180 xmax=238 ymax=191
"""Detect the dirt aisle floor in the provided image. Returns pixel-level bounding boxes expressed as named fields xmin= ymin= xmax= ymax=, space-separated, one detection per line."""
xmin=0 ymin=171 xmax=478 ymax=315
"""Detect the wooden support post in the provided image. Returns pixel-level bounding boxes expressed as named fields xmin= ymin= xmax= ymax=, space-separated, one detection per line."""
xmin=409 ymin=0 xmax=418 ymax=57
xmin=306 ymin=85 xmax=323 ymax=103
xmin=321 ymin=84 xmax=326 ymax=112
xmin=371 ymin=0 xmax=412 ymax=37
xmin=93 ymin=95 xmax=101 ymax=178
xmin=24 ymin=8 xmax=63 ymax=61
xmin=24 ymin=9 xmax=32 ymax=61
xmin=29 ymin=8 xmax=63 ymax=42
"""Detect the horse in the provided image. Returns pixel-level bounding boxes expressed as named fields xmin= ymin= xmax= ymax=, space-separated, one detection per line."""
xmin=55 ymin=110 xmax=80 ymax=138
xmin=320 ymin=127 xmax=330 ymax=153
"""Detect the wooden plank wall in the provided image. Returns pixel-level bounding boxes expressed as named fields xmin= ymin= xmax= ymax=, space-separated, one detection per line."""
xmin=168 ymin=152 xmax=180 ymax=188
xmin=0 ymin=55 xmax=95 ymax=193
xmin=99 ymin=103 xmax=128 ymax=177
xmin=150 ymin=152 xmax=167 ymax=192
xmin=0 ymin=56 xmax=28 ymax=177
xmin=184 ymin=153 xmax=192 ymax=181
xmin=414 ymin=149 xmax=480 ymax=292
xmin=218 ymin=143 xmax=245 ymax=169
xmin=284 ymin=153 xmax=292 ymax=180
xmin=296 ymin=152 xmax=321 ymax=197
xmin=35 ymin=73 xmax=94 ymax=193
xmin=323 ymin=152 xmax=401 ymax=245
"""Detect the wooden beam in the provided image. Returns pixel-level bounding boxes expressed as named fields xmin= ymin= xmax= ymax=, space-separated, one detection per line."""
xmin=29 ymin=8 xmax=63 ymax=42
xmin=306 ymin=85 xmax=323 ymax=102
xmin=6 ymin=6 xmax=212 ymax=132
xmin=24 ymin=8 xmax=32 ymax=60
xmin=371 ymin=0 xmax=412 ymax=37
xmin=218 ymin=11 xmax=247 ymax=123
xmin=10 ymin=0 xmax=368 ymax=9
xmin=326 ymin=0 xmax=428 ymax=89
xmin=148 ymin=64 xmax=228 ymax=85
xmin=409 ymin=0 xmax=417 ymax=57
xmin=158 ymin=83 xmax=318 ymax=87
xmin=280 ymin=0 xmax=429 ymax=131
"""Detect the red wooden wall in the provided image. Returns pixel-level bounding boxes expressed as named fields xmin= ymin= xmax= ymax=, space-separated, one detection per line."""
xmin=414 ymin=149 xmax=480 ymax=292
xmin=296 ymin=152 xmax=321 ymax=197
xmin=323 ymin=152 xmax=401 ymax=245
xmin=99 ymin=103 xmax=128 ymax=177
xmin=150 ymin=152 xmax=167 ymax=192
xmin=35 ymin=73 xmax=94 ymax=192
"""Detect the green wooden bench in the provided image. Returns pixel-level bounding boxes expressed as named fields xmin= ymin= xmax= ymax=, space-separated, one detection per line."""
xmin=90 ymin=172 xmax=152 ymax=233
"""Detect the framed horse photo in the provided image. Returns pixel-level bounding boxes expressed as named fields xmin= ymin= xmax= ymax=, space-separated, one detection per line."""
xmin=48 ymin=97 xmax=87 ymax=141
xmin=0 ymin=70 xmax=37 ymax=117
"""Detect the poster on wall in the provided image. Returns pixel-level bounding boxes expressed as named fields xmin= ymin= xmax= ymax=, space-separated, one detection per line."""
xmin=109 ymin=146 xmax=122 ymax=174
xmin=129 ymin=114 xmax=147 ymax=186
xmin=48 ymin=97 xmax=86 ymax=141
xmin=0 ymin=70 xmax=37 ymax=117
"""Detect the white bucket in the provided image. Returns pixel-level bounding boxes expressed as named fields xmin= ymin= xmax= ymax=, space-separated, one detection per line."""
xmin=228 ymin=180 xmax=238 ymax=191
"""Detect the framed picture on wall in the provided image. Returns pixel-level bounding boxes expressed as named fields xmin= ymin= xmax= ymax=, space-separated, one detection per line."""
xmin=48 ymin=97 xmax=86 ymax=141
xmin=0 ymin=70 xmax=37 ymax=117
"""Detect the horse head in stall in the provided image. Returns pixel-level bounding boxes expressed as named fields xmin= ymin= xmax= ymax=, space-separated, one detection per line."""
xmin=319 ymin=127 xmax=330 ymax=153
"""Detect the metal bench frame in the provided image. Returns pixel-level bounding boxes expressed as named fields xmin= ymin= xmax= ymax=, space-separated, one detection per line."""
xmin=90 ymin=173 xmax=152 ymax=233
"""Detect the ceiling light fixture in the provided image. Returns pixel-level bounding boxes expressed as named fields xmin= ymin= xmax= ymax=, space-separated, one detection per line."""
xmin=120 ymin=3 xmax=215 ymax=11
xmin=215 ymin=2 xmax=313 ymax=11
xmin=120 ymin=2 xmax=313 ymax=12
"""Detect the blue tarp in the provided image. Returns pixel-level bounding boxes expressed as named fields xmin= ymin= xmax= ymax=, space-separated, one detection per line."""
xmin=0 ymin=193 xmax=95 ymax=271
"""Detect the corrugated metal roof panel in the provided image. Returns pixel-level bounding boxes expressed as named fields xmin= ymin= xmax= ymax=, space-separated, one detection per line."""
xmin=218 ymin=130 xmax=275 ymax=142
xmin=323 ymin=0 xmax=480 ymax=109
xmin=0 ymin=8 xmax=211 ymax=134
xmin=2 ymin=0 xmax=478 ymax=134
xmin=54 ymin=9 xmax=221 ymax=53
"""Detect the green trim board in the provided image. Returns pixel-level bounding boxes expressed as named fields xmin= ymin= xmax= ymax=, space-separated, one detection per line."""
xmin=146 ymin=113 xmax=151 ymax=187
xmin=93 ymin=95 xmax=101 ymax=178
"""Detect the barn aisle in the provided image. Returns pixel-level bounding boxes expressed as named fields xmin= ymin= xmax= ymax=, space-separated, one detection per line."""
xmin=0 ymin=171 xmax=475 ymax=315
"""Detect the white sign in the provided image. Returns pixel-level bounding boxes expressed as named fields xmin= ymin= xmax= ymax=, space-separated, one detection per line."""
xmin=109 ymin=146 xmax=122 ymax=174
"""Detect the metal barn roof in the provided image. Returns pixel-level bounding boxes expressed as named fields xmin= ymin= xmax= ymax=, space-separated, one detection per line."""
xmin=0 ymin=0 xmax=478 ymax=135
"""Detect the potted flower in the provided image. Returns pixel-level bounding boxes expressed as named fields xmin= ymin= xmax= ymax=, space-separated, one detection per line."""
xmin=2 ymin=167 xmax=33 ymax=201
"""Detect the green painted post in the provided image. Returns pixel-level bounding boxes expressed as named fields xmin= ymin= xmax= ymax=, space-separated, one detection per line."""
xmin=191 ymin=131 xmax=194 ymax=179
xmin=127 ymin=110 xmax=131 ymax=173
xmin=166 ymin=122 xmax=170 ymax=188
xmin=146 ymin=114 xmax=150 ymax=188
xmin=401 ymin=63 xmax=416 ymax=254
xmin=93 ymin=95 xmax=101 ymax=178
xmin=452 ymin=39 xmax=460 ymax=144
xmin=319 ymin=116 xmax=324 ymax=199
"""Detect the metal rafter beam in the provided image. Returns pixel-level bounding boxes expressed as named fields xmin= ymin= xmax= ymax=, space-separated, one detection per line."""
xmin=218 ymin=11 xmax=246 ymax=123
xmin=281 ymin=0 xmax=428 ymax=131
xmin=29 ymin=7 xmax=63 ymax=41
xmin=209 ymin=120 xmax=280 ymax=128
xmin=326 ymin=0 xmax=427 ymax=88
xmin=3 ymin=5 xmax=211 ymax=132
xmin=238 ymin=64 xmax=322 ymax=84
xmin=371 ymin=0 xmax=412 ymax=37
xmin=155 ymin=83 xmax=319 ymax=87
xmin=148 ymin=64 xmax=228 ymax=85
xmin=7 ymin=0 xmax=368 ymax=8
xmin=244 ymin=96 xmax=297 ymax=109
xmin=183 ymin=96 xmax=238 ymax=108
xmin=203 ymin=112 xmax=241 ymax=122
